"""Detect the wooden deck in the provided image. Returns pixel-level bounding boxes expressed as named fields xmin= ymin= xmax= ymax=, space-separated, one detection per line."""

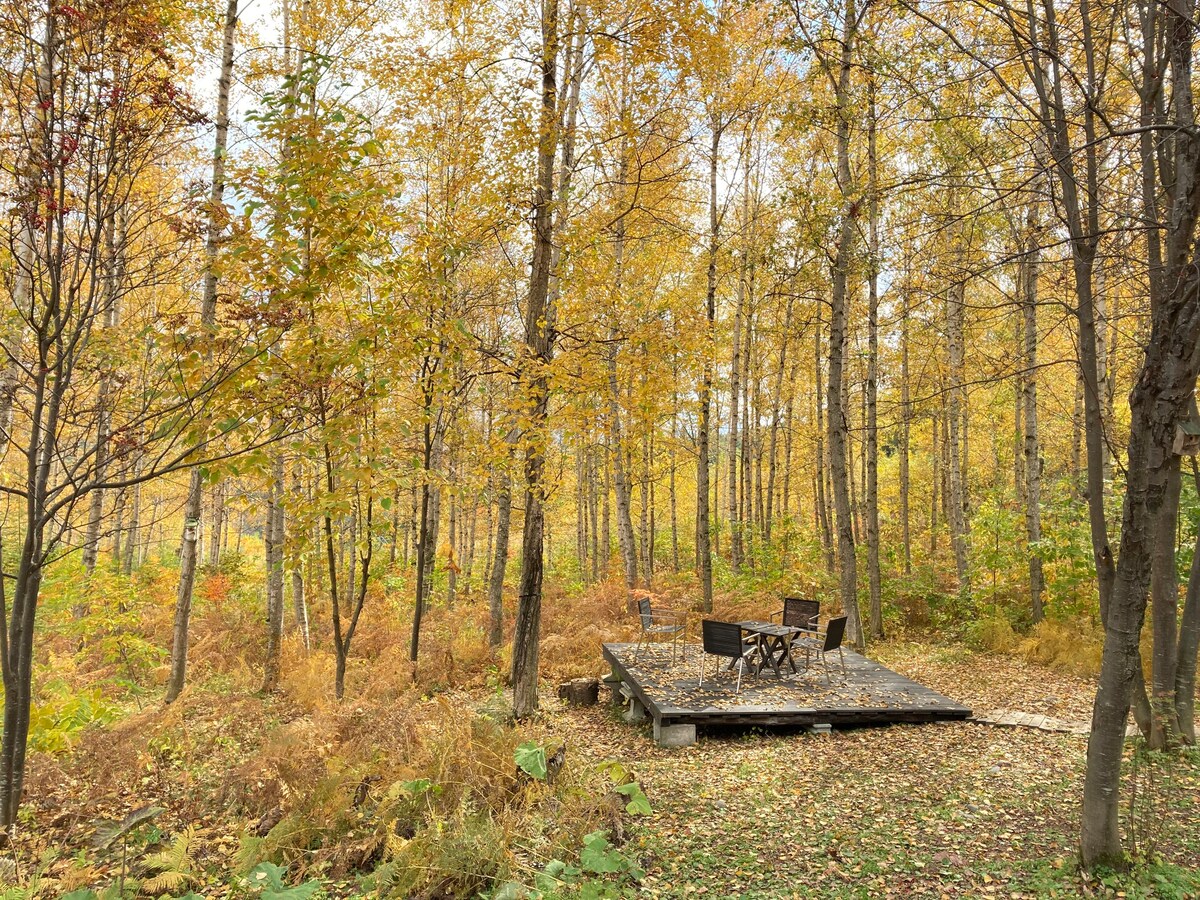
xmin=602 ymin=642 xmax=972 ymax=741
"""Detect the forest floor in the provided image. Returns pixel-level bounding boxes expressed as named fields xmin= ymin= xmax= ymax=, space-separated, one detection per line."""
xmin=556 ymin=641 xmax=1200 ymax=899
xmin=17 ymin=579 xmax=1200 ymax=898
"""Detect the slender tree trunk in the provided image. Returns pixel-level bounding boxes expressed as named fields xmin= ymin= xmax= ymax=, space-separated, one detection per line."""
xmin=576 ymin=438 xmax=588 ymax=582
xmin=946 ymin=264 xmax=971 ymax=595
xmin=608 ymin=358 xmax=638 ymax=596
xmin=208 ymin=481 xmax=224 ymax=568
xmin=261 ymin=454 xmax=285 ymax=693
xmin=1176 ymin=482 xmax=1200 ymax=743
xmin=1022 ymin=209 xmax=1045 ymax=624
xmin=122 ymin=459 xmax=141 ymax=577
xmin=409 ymin=412 xmax=442 ymax=664
xmin=765 ymin=299 xmax=791 ymax=545
xmin=865 ymin=76 xmax=882 ymax=639
xmin=165 ymin=0 xmax=238 ymax=704
xmin=899 ymin=289 xmax=911 ymax=575
xmin=930 ymin=409 xmax=940 ymax=559
xmin=815 ymin=332 xmax=834 ymax=574
xmin=670 ymin=402 xmax=680 ymax=571
xmin=488 ymin=455 xmax=512 ymax=648
xmin=446 ymin=453 xmax=458 ymax=608
xmin=727 ymin=190 xmax=746 ymax=571
xmin=826 ymin=0 xmax=863 ymax=648
xmin=602 ymin=434 xmax=611 ymax=578
xmin=696 ymin=115 xmax=720 ymax=613
xmin=511 ymin=0 xmax=562 ymax=718
xmin=389 ymin=482 xmax=401 ymax=567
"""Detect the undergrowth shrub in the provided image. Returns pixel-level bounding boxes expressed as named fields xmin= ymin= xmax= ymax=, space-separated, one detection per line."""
xmin=966 ymin=612 xmax=1103 ymax=676
xmin=228 ymin=693 xmax=625 ymax=895
xmin=1019 ymin=618 xmax=1103 ymax=676
xmin=26 ymin=681 xmax=120 ymax=754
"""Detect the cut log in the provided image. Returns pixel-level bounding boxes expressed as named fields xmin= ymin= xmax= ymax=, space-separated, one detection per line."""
xmin=558 ymin=677 xmax=599 ymax=706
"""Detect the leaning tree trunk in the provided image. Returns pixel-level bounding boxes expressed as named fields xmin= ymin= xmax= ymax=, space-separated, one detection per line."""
xmin=1081 ymin=324 xmax=1200 ymax=864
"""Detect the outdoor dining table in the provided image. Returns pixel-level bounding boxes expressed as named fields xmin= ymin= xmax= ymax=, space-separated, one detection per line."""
xmin=736 ymin=621 xmax=806 ymax=677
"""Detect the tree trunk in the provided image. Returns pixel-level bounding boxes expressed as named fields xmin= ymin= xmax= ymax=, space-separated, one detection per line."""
xmin=696 ymin=115 xmax=720 ymax=614
xmin=261 ymin=454 xmax=286 ymax=694
xmin=946 ymin=267 xmax=971 ymax=596
xmin=670 ymin=402 xmax=680 ymax=571
xmin=488 ymin=459 xmax=511 ymax=648
xmin=446 ymin=453 xmax=458 ymax=608
xmin=1176 ymin=490 xmax=1200 ymax=744
xmin=1148 ymin=458 xmax=1182 ymax=748
xmin=511 ymin=0 xmax=561 ymax=719
xmin=865 ymin=75 xmax=882 ymax=640
xmin=899 ymin=289 xmax=911 ymax=575
xmin=815 ymin=327 xmax=834 ymax=573
xmin=608 ymin=358 xmax=638 ymax=596
xmin=122 ymin=458 xmax=142 ymax=577
xmin=826 ymin=0 xmax=863 ymax=648
xmin=165 ymin=0 xmax=238 ymax=704
xmin=727 ymin=187 xmax=746 ymax=571
xmin=1021 ymin=208 xmax=1045 ymax=624
xmin=208 ymin=480 xmax=225 ymax=568
xmin=765 ymin=298 xmax=791 ymax=545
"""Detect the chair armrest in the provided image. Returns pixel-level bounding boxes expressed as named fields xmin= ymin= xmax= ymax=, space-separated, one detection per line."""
xmin=641 ymin=612 xmax=684 ymax=623
xmin=655 ymin=607 xmax=688 ymax=620
xmin=769 ymin=608 xmax=784 ymax=622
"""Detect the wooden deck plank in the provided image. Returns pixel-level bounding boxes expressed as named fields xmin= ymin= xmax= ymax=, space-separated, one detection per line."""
xmin=602 ymin=642 xmax=972 ymax=728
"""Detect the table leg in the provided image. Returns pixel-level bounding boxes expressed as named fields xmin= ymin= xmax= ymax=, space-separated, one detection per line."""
xmin=779 ymin=635 xmax=798 ymax=674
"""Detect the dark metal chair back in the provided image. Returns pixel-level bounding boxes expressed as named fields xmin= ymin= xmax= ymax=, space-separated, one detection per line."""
xmin=782 ymin=597 xmax=820 ymax=630
xmin=823 ymin=615 xmax=848 ymax=652
xmin=638 ymin=597 xmax=653 ymax=630
xmin=701 ymin=620 xmax=744 ymax=659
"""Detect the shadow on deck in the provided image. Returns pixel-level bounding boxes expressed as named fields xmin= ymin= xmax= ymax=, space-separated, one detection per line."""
xmin=602 ymin=642 xmax=972 ymax=746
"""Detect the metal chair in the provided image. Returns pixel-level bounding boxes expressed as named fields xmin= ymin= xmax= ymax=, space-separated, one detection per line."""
xmin=698 ymin=620 xmax=758 ymax=695
xmin=794 ymin=615 xmax=848 ymax=682
xmin=634 ymin=597 xmax=685 ymax=664
xmin=771 ymin=597 xmax=820 ymax=633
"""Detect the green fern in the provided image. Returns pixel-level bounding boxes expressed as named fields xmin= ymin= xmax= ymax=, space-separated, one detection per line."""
xmin=140 ymin=825 xmax=199 ymax=895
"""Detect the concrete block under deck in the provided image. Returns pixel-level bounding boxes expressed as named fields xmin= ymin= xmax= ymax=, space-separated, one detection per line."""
xmin=653 ymin=718 xmax=697 ymax=747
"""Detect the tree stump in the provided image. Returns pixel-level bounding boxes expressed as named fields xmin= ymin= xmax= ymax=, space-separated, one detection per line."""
xmin=557 ymin=677 xmax=599 ymax=706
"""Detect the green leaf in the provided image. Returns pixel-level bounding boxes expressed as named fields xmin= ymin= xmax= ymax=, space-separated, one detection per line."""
xmin=401 ymin=777 xmax=440 ymax=797
xmin=534 ymin=858 xmax=571 ymax=892
xmin=514 ymin=741 xmax=548 ymax=780
xmin=614 ymin=781 xmax=652 ymax=815
xmin=579 ymin=831 xmax=624 ymax=875
xmin=92 ymin=804 xmax=165 ymax=849
xmin=248 ymin=861 xmax=320 ymax=899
